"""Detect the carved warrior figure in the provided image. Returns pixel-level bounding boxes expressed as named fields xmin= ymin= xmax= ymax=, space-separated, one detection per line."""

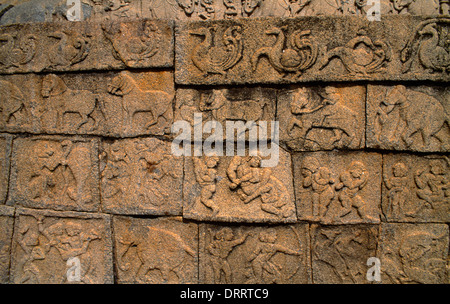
xmin=117 ymin=226 xmax=195 ymax=283
xmin=0 ymin=80 xmax=28 ymax=128
xmin=246 ymin=228 xmax=300 ymax=284
xmin=193 ymin=156 xmax=220 ymax=215
xmin=287 ymin=87 xmax=358 ymax=149
xmin=17 ymin=216 xmax=100 ymax=283
xmin=376 ymin=85 xmax=449 ymax=149
xmin=251 ymin=26 xmax=319 ymax=78
xmin=107 ymin=72 xmax=173 ymax=133
xmin=319 ymin=29 xmax=391 ymax=76
xmin=190 ymin=25 xmax=243 ymax=76
xmin=384 ymin=162 xmax=409 ymax=219
xmin=227 ymin=155 xmax=293 ymax=218
xmin=22 ymin=140 xmax=93 ymax=207
xmin=41 ymin=74 xmax=100 ymax=131
xmin=102 ymin=20 xmax=160 ymax=66
xmin=401 ymin=18 xmax=450 ymax=73
xmin=0 ymin=34 xmax=36 ymax=69
xmin=46 ymin=31 xmax=90 ymax=68
xmin=207 ymin=228 xmax=248 ymax=283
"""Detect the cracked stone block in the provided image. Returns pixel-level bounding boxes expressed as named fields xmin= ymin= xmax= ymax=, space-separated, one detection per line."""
xmin=0 ymin=205 xmax=14 ymax=283
xmin=278 ymin=84 xmax=365 ymax=151
xmin=382 ymin=153 xmax=450 ymax=223
xmin=379 ymin=223 xmax=449 ymax=284
xmin=112 ymin=215 xmax=198 ymax=284
xmin=10 ymin=207 xmax=113 ymax=284
xmin=311 ymin=224 xmax=379 ymax=284
xmin=183 ymin=146 xmax=297 ymax=223
xmin=100 ymin=137 xmax=183 ymax=215
xmin=8 ymin=136 xmax=100 ymax=212
xmin=199 ymin=223 xmax=310 ymax=284
xmin=293 ymin=151 xmax=382 ymax=224
xmin=367 ymin=84 xmax=449 ymax=152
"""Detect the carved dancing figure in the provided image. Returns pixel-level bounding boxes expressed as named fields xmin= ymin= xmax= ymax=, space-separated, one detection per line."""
xmin=384 ymin=162 xmax=409 ymax=218
xmin=207 ymin=228 xmax=248 ymax=283
xmin=193 ymin=156 xmax=220 ymax=215
xmin=415 ymin=160 xmax=449 ymax=210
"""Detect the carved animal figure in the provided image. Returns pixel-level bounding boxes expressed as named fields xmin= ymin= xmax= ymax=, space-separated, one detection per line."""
xmin=200 ymin=90 xmax=266 ymax=123
xmin=0 ymin=80 xmax=27 ymax=126
xmin=288 ymin=87 xmax=358 ymax=148
xmin=381 ymin=85 xmax=449 ymax=148
xmin=118 ymin=227 xmax=196 ymax=282
xmin=318 ymin=30 xmax=391 ymax=75
xmin=251 ymin=26 xmax=318 ymax=77
xmin=418 ymin=23 xmax=450 ymax=73
xmin=41 ymin=74 xmax=98 ymax=130
xmin=47 ymin=31 xmax=89 ymax=68
xmin=107 ymin=72 xmax=173 ymax=132
xmin=190 ymin=25 xmax=243 ymax=76
xmin=0 ymin=34 xmax=36 ymax=68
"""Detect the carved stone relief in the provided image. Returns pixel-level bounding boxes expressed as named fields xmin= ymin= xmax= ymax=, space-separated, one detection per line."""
xmin=383 ymin=154 xmax=449 ymax=222
xmin=0 ymin=134 xmax=12 ymax=204
xmin=100 ymin=138 xmax=183 ymax=215
xmin=367 ymin=84 xmax=449 ymax=152
xmin=184 ymin=148 xmax=297 ymax=223
xmin=293 ymin=151 xmax=382 ymax=224
xmin=278 ymin=85 xmax=365 ymax=151
xmin=380 ymin=223 xmax=449 ymax=284
xmin=8 ymin=136 xmax=100 ymax=212
xmin=311 ymin=224 xmax=379 ymax=284
xmin=113 ymin=216 xmax=198 ymax=283
xmin=10 ymin=208 xmax=113 ymax=284
xmin=199 ymin=223 xmax=309 ymax=283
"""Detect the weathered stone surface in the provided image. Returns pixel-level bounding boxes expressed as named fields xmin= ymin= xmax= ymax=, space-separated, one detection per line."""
xmin=382 ymin=153 xmax=449 ymax=223
xmin=199 ymin=223 xmax=310 ymax=283
xmin=10 ymin=207 xmax=113 ymax=284
xmin=8 ymin=136 xmax=100 ymax=212
xmin=0 ymin=71 xmax=174 ymax=137
xmin=0 ymin=205 xmax=14 ymax=283
xmin=0 ymin=19 xmax=173 ymax=74
xmin=175 ymin=87 xmax=276 ymax=141
xmin=100 ymin=138 xmax=183 ymax=215
xmin=184 ymin=147 xmax=297 ymax=223
xmin=0 ymin=0 xmax=443 ymax=25
xmin=113 ymin=215 xmax=198 ymax=284
xmin=367 ymin=84 xmax=449 ymax=152
xmin=0 ymin=134 xmax=12 ymax=204
xmin=278 ymin=84 xmax=365 ymax=151
xmin=311 ymin=224 xmax=378 ymax=284
xmin=293 ymin=151 xmax=382 ymax=224
xmin=175 ymin=16 xmax=450 ymax=85
xmin=379 ymin=223 xmax=449 ymax=284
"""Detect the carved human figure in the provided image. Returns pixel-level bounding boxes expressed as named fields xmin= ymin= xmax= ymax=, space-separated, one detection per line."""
xmin=415 ymin=160 xmax=449 ymax=210
xmin=207 ymin=228 xmax=248 ymax=283
xmin=288 ymin=87 xmax=358 ymax=149
xmin=384 ymin=162 xmax=409 ymax=218
xmin=335 ymin=161 xmax=375 ymax=221
xmin=194 ymin=156 xmax=220 ymax=215
xmin=247 ymin=228 xmax=300 ymax=284
xmin=300 ymin=156 xmax=335 ymax=218
xmin=227 ymin=155 xmax=292 ymax=218
xmin=101 ymin=141 xmax=130 ymax=199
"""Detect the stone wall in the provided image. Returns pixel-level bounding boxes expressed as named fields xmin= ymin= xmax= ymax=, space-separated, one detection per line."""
xmin=0 ymin=0 xmax=449 ymax=284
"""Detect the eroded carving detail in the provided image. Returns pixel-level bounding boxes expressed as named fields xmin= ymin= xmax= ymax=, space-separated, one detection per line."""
xmin=0 ymin=33 xmax=36 ymax=69
xmin=46 ymin=31 xmax=90 ymax=68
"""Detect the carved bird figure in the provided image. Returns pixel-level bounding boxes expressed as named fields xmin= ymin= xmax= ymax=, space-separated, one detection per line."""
xmin=418 ymin=23 xmax=450 ymax=73
xmin=0 ymin=34 xmax=36 ymax=68
xmin=190 ymin=25 xmax=243 ymax=76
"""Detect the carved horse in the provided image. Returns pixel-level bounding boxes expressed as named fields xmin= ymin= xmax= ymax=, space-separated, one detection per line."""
xmin=41 ymin=74 xmax=98 ymax=130
xmin=108 ymin=72 xmax=173 ymax=132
